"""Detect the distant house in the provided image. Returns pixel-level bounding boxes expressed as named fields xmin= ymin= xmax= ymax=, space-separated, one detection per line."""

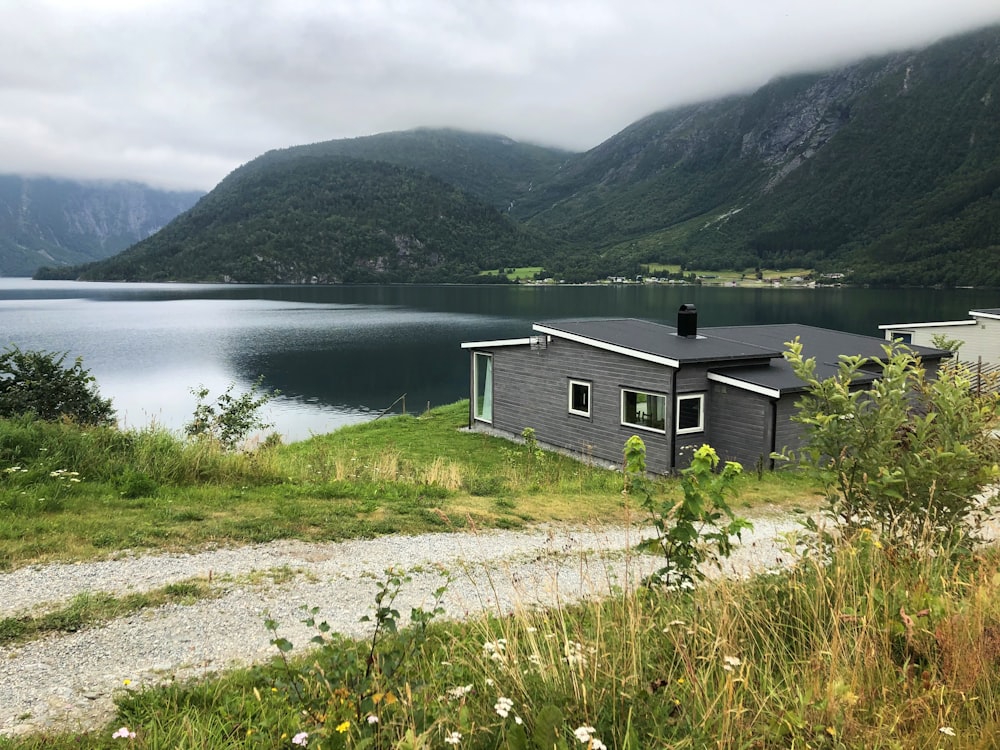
xmin=879 ymin=308 xmax=1000 ymax=367
xmin=462 ymin=305 xmax=950 ymax=475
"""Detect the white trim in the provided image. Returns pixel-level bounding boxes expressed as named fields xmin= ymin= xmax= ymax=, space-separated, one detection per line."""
xmin=878 ymin=320 xmax=976 ymax=330
xmin=620 ymin=388 xmax=667 ymax=433
xmin=533 ymin=324 xmax=680 ymax=368
xmin=472 ymin=352 xmax=493 ymax=424
xmin=971 ymin=310 xmax=1000 ymax=321
xmin=675 ymin=393 xmax=705 ymax=434
xmin=707 ymin=372 xmax=781 ymax=398
xmin=461 ymin=337 xmax=532 ymax=349
xmin=567 ymin=379 xmax=591 ymax=417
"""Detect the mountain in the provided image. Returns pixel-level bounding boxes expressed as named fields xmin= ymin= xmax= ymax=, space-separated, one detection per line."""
xmin=523 ymin=26 xmax=1000 ymax=285
xmin=57 ymin=154 xmax=554 ymax=283
xmin=0 ymin=176 xmax=202 ymax=277
xmin=51 ymin=24 xmax=1000 ymax=286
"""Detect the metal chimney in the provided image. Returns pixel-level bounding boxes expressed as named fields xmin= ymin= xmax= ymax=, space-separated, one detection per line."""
xmin=677 ymin=303 xmax=697 ymax=338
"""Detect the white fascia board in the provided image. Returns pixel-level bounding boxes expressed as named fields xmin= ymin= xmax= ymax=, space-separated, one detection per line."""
xmin=461 ymin=338 xmax=532 ymax=349
xmin=532 ymin=324 xmax=680 ymax=368
xmin=878 ymin=320 xmax=976 ymax=330
xmin=971 ymin=310 xmax=1000 ymax=321
xmin=707 ymin=371 xmax=781 ymax=399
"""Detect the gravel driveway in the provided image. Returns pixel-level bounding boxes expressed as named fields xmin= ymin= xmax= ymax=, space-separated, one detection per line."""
xmin=0 ymin=514 xmax=800 ymax=737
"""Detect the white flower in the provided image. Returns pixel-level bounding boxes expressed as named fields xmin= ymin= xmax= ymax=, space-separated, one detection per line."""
xmin=446 ymin=684 xmax=474 ymax=700
xmin=366 ymin=715 xmax=379 ymax=725
xmin=112 ymin=726 xmax=136 ymax=740
xmin=591 ymin=740 xmax=608 ymax=750
xmin=444 ymin=730 xmax=463 ymax=745
xmin=573 ymin=726 xmax=596 ymax=743
xmin=722 ymin=655 xmax=742 ymax=672
xmin=515 ymin=716 xmax=523 ymax=725
xmin=495 ymin=696 xmax=514 ymax=718
xmin=291 ymin=731 xmax=309 ymax=746
xmin=939 ymin=726 xmax=956 ymax=737
xmin=482 ymin=639 xmax=507 ymax=661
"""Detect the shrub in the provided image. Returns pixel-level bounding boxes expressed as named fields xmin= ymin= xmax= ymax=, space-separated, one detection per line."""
xmin=185 ymin=377 xmax=275 ymax=450
xmin=0 ymin=345 xmax=114 ymax=425
xmin=781 ymin=337 xmax=1000 ymax=550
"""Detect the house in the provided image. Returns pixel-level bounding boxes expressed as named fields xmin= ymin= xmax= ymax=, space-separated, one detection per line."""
xmin=462 ymin=305 xmax=950 ymax=475
xmin=879 ymin=308 xmax=1000 ymax=367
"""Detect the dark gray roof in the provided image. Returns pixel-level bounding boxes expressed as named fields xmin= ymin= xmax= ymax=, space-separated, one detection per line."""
xmin=532 ymin=319 xmax=950 ymax=396
xmin=534 ymin=318 xmax=781 ymax=364
xmin=704 ymin=324 xmax=949 ymax=394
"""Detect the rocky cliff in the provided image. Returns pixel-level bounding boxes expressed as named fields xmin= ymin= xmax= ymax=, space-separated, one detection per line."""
xmin=0 ymin=176 xmax=202 ymax=276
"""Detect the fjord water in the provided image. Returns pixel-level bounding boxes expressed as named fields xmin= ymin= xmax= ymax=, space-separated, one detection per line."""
xmin=1 ymin=278 xmax=996 ymax=441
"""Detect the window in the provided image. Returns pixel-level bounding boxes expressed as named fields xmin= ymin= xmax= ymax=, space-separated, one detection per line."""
xmin=676 ymin=393 xmax=704 ymax=434
xmin=568 ymin=380 xmax=591 ymax=417
xmin=893 ymin=331 xmax=913 ymax=344
xmin=621 ymin=389 xmax=666 ymax=432
xmin=473 ymin=352 xmax=493 ymax=423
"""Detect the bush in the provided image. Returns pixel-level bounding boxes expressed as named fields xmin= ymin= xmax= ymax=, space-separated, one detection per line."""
xmin=0 ymin=346 xmax=114 ymax=425
xmin=781 ymin=338 xmax=1000 ymax=550
xmin=185 ymin=378 xmax=275 ymax=450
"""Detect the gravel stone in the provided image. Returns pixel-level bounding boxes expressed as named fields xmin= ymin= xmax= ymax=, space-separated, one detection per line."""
xmin=0 ymin=514 xmax=799 ymax=736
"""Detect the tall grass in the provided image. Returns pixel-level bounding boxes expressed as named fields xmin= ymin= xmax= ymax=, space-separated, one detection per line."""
xmin=7 ymin=534 xmax=1000 ymax=748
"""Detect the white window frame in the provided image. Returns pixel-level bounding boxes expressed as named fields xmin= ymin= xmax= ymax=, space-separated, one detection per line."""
xmin=473 ymin=352 xmax=493 ymax=424
xmin=675 ymin=393 xmax=705 ymax=435
xmin=567 ymin=379 xmax=592 ymax=417
xmin=620 ymin=388 xmax=667 ymax=433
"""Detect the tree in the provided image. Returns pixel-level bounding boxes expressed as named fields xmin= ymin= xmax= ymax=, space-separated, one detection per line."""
xmin=781 ymin=338 xmax=1000 ymax=551
xmin=0 ymin=346 xmax=115 ymax=425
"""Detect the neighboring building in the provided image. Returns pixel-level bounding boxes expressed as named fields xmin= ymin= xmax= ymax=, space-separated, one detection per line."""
xmin=879 ymin=308 xmax=1000 ymax=366
xmin=462 ymin=306 xmax=950 ymax=475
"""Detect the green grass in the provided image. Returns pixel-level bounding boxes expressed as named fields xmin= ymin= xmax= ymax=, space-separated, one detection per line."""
xmin=0 ymin=581 xmax=214 ymax=646
xmin=3 ymin=401 xmax=818 ymax=569
xmin=4 ymin=404 xmax=999 ymax=748
xmin=477 ymin=266 xmax=544 ymax=281
xmin=5 ymin=538 xmax=999 ymax=748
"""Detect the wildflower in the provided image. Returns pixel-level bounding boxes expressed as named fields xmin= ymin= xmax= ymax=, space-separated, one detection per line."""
xmin=122 ymin=679 xmax=131 ymax=686
xmin=291 ymin=731 xmax=309 ymax=746
xmin=485 ymin=677 xmax=495 ymax=686
xmin=444 ymin=730 xmax=462 ymax=745
xmin=722 ymin=655 xmax=741 ymax=672
xmin=591 ymin=740 xmax=608 ymax=750
xmin=336 ymin=720 xmax=350 ymax=733
xmin=515 ymin=716 xmax=523 ymax=725
xmin=573 ymin=726 xmax=596 ymax=743
xmin=111 ymin=727 xmax=136 ymax=739
xmin=482 ymin=639 xmax=507 ymax=661
xmin=366 ymin=714 xmax=379 ymax=725
xmin=564 ymin=640 xmax=587 ymax=666
xmin=939 ymin=727 xmax=956 ymax=737
xmin=446 ymin=684 xmax=474 ymax=700
xmin=495 ymin=696 xmax=514 ymax=718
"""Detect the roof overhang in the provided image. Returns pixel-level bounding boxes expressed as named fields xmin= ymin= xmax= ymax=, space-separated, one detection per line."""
xmin=532 ymin=323 xmax=680 ymax=368
xmin=971 ymin=310 xmax=1000 ymax=321
xmin=461 ymin=337 xmax=532 ymax=349
xmin=878 ymin=320 xmax=976 ymax=330
xmin=706 ymin=371 xmax=782 ymax=399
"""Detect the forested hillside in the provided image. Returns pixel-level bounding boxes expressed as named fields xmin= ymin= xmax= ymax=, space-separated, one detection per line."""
xmin=48 ymin=24 xmax=1000 ymax=287
xmin=0 ymin=176 xmax=201 ymax=277
xmin=56 ymin=155 xmax=552 ymax=283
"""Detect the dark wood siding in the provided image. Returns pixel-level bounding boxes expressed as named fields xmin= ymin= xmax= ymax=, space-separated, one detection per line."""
xmin=479 ymin=338 xmax=677 ymax=474
xmin=707 ymin=384 xmax=773 ymax=469
xmin=774 ymin=396 xmax=805 ymax=455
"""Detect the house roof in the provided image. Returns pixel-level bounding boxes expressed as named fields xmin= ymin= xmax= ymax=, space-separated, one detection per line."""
xmin=529 ymin=319 xmax=950 ymax=396
xmin=704 ymin=324 xmax=950 ymax=394
xmin=532 ymin=318 xmax=781 ymax=368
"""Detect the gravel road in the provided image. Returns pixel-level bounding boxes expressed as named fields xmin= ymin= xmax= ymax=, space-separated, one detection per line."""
xmin=0 ymin=515 xmax=799 ymax=737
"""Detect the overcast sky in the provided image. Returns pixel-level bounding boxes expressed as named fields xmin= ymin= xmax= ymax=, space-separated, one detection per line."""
xmin=3 ymin=0 xmax=1000 ymax=192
